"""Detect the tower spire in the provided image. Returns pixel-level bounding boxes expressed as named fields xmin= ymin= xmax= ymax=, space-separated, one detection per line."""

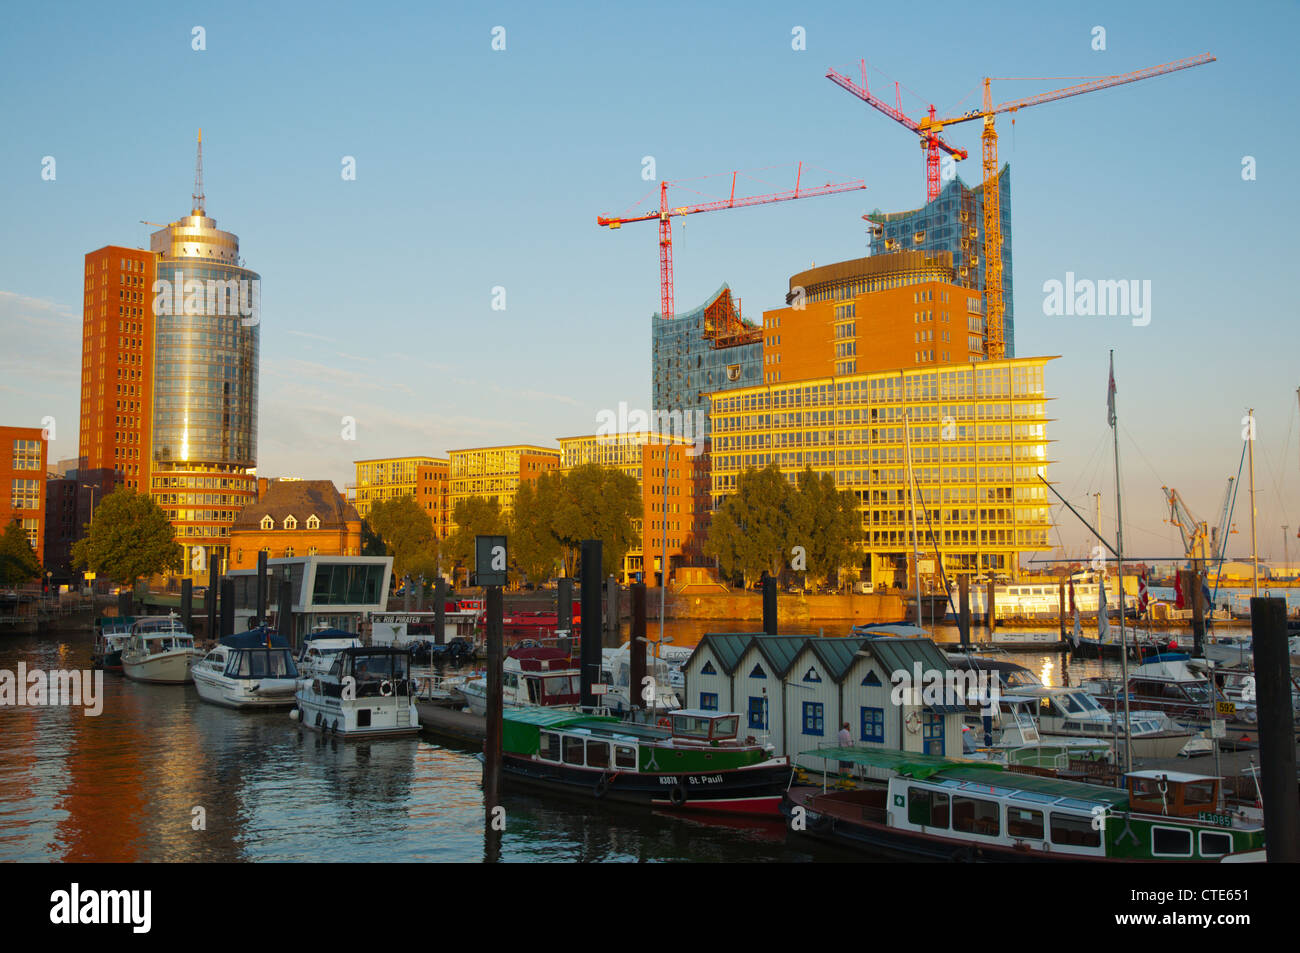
xmin=192 ymin=129 xmax=205 ymax=215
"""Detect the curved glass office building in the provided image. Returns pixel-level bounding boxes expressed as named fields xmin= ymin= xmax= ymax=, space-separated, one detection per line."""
xmin=148 ymin=197 xmax=260 ymax=574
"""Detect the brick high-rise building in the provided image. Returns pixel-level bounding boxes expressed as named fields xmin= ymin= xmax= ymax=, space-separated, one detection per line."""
xmin=1 ymin=426 xmax=48 ymax=567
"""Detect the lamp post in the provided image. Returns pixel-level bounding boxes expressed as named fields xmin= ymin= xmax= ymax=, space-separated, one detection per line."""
xmin=80 ymin=483 xmax=98 ymax=526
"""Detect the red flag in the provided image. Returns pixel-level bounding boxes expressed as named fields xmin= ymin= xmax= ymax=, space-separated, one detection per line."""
xmin=1137 ymin=571 xmax=1149 ymax=614
xmin=1173 ymin=570 xmax=1184 ymax=609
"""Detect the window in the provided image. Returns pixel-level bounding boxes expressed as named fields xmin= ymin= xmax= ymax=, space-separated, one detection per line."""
xmin=614 ymin=745 xmax=637 ymax=769
xmin=260 ymin=515 xmax=273 ymax=530
xmin=538 ymin=731 xmax=561 ymax=761
xmin=802 ymin=702 xmax=824 ymax=736
xmin=907 ymin=787 xmax=949 ymax=828
xmin=748 ymin=696 xmax=767 ymax=730
xmin=1007 ymin=807 xmax=1044 ymax=840
xmin=12 ymin=440 xmax=41 ymax=471
xmin=562 ymin=735 xmax=585 ymax=765
xmin=861 ymin=671 xmax=882 ymax=687
xmin=951 ymin=796 xmax=1000 ymax=837
xmin=700 ymin=660 xmax=717 ymax=675
xmin=699 ymin=692 xmax=718 ymax=711
xmin=1049 ymin=812 xmax=1101 ymax=848
xmin=284 ymin=515 xmax=297 ymax=530
xmin=1199 ymin=830 xmax=1232 ymax=857
xmin=586 ymin=741 xmax=610 ymax=769
xmin=801 ymin=666 xmax=822 ymax=683
xmin=749 ymin=663 xmax=767 ymax=679
xmin=1151 ymin=826 xmax=1192 ymax=857
xmin=306 ymin=514 xmax=320 ymax=529
xmin=922 ymin=712 xmax=945 ymax=755
xmin=860 ymin=706 xmax=884 ymax=743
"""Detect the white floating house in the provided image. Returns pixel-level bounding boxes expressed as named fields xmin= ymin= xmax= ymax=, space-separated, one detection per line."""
xmin=682 ymin=633 xmax=966 ymax=770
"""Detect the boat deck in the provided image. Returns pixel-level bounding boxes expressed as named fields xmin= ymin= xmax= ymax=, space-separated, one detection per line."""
xmin=790 ymin=785 xmax=890 ymax=826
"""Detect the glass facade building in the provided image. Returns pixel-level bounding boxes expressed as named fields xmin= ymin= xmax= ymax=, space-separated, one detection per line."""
xmin=652 ymin=284 xmax=762 ymax=440
xmin=866 ymin=166 xmax=1014 ymax=357
xmin=709 ymin=356 xmax=1053 ymax=586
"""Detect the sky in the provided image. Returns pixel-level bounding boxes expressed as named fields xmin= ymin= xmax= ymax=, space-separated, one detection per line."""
xmin=1 ymin=0 xmax=1296 ymax=566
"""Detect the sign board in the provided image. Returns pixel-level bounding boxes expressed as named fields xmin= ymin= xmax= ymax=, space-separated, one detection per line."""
xmin=84 ymin=572 xmax=96 ymax=581
xmin=592 ymin=684 xmax=609 ymax=695
xmin=1197 ymin=810 xmax=1233 ymax=828
xmin=917 ymin=560 xmax=935 ymax=575
xmin=1215 ymin=701 xmax=1236 ymax=717
xmin=474 ymin=535 xmax=508 ymax=587
xmin=1209 ymin=718 xmax=1226 ymax=739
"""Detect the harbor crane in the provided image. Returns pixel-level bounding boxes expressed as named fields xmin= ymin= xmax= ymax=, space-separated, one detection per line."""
xmin=827 ymin=53 xmax=1215 ymax=359
xmin=1164 ymin=485 xmax=1235 ymax=566
xmin=597 ymin=164 xmax=865 ymax=320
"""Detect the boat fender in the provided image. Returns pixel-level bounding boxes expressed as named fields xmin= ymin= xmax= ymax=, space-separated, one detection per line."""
xmin=669 ymin=784 xmax=687 ymax=808
xmin=594 ymin=774 xmax=609 ymax=799
xmin=315 ymin=711 xmax=322 ymax=728
xmin=290 ymin=708 xmax=300 ymax=722
xmin=657 ymin=717 xmax=671 ymax=728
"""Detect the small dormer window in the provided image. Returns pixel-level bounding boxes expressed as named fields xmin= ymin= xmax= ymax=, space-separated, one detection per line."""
xmin=284 ymin=515 xmax=297 ymax=530
xmin=260 ymin=515 xmax=273 ymax=531
xmin=306 ymin=514 xmax=320 ymax=529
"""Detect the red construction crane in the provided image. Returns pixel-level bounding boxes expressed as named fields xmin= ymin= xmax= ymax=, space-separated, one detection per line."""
xmin=826 ymin=61 xmax=967 ymax=203
xmin=598 ymin=164 xmax=865 ymax=319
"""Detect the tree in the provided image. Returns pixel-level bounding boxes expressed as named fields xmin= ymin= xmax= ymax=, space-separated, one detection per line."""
xmin=791 ymin=467 xmax=863 ymax=587
xmin=704 ymin=464 xmax=795 ymax=587
xmin=365 ymin=495 xmax=437 ymax=580
xmin=444 ymin=496 xmax=507 ymax=584
xmin=71 ymin=488 xmax=181 ymax=586
xmin=510 ymin=476 xmax=564 ymax=584
xmin=548 ymin=465 xmax=641 ymax=578
xmin=0 ymin=520 xmax=41 ymax=587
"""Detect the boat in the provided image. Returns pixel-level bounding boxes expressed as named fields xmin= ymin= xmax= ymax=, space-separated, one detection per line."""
xmin=1081 ymin=654 xmax=1261 ymax=738
xmin=192 ymin=628 xmax=301 ymax=709
xmin=1011 ymin=684 xmax=1196 ymax=760
xmin=961 ymin=695 xmax=1113 ymax=769
xmin=498 ymin=707 xmax=793 ymax=815
xmin=292 ymin=645 xmax=419 ymax=738
xmin=120 ymin=615 xmax=201 ymax=685
xmin=92 ymin=616 xmax=135 ymax=672
xmin=461 ymin=645 xmax=580 ymax=716
xmin=783 ymin=748 xmax=1266 ymax=861
xmin=598 ymin=643 xmax=683 ymax=714
xmin=295 ymin=626 xmax=363 ymax=680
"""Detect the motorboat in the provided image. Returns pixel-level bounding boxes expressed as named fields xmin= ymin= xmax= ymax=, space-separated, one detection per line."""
xmin=961 ymin=695 xmax=1112 ymax=769
xmin=461 ymin=645 xmax=579 ymax=716
xmin=295 ymin=626 xmax=363 ymax=680
xmin=92 ymin=616 xmax=135 ymax=672
xmin=192 ymin=628 xmax=301 ymax=709
xmin=599 ymin=643 xmax=683 ymax=713
xmin=1013 ymin=684 xmax=1195 ymax=760
xmin=293 ymin=645 xmax=418 ymax=738
xmin=121 ymin=615 xmax=201 ymax=685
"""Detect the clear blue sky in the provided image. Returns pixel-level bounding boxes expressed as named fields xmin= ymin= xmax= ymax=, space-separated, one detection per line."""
xmin=1 ymin=0 xmax=1296 ymax=564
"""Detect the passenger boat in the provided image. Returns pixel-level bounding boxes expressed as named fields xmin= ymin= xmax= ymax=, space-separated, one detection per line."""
xmin=192 ymin=628 xmax=301 ymax=709
xmin=292 ymin=645 xmax=418 ymax=738
xmin=92 ymin=617 xmax=135 ymax=672
xmin=499 ymin=707 xmax=793 ymax=815
xmin=461 ymin=645 xmax=579 ymax=716
xmin=120 ymin=616 xmax=201 ymax=685
xmin=783 ymin=748 xmax=1265 ymax=861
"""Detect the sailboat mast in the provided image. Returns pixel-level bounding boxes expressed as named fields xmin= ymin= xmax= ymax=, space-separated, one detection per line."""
xmin=1247 ymin=408 xmax=1258 ymax=598
xmin=904 ymin=406 xmax=923 ymax=628
xmin=1108 ymin=350 xmax=1134 ymax=774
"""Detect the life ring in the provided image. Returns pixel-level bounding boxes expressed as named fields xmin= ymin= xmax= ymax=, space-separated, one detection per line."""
xmin=657 ymin=717 xmax=671 ymax=728
xmin=669 ymin=784 xmax=688 ymax=808
xmin=594 ymin=774 xmax=609 ymax=799
xmin=379 ymin=680 xmax=393 ymax=697
xmin=905 ymin=711 xmax=921 ymax=734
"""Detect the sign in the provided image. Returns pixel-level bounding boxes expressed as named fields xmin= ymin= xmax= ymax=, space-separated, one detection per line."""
xmin=84 ymin=572 xmax=96 ymax=581
xmin=917 ymin=560 xmax=935 ymax=575
xmin=592 ymin=684 xmax=609 ymax=695
xmin=474 ymin=535 xmax=508 ymax=587
xmin=1197 ymin=811 xmax=1233 ymax=828
xmin=1209 ymin=719 xmax=1226 ymax=739
xmin=1215 ymin=701 xmax=1236 ymax=717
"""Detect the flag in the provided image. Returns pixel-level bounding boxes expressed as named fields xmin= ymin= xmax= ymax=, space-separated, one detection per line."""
xmin=1106 ymin=352 xmax=1117 ymax=428
xmin=1137 ymin=571 xmax=1149 ymax=614
xmin=1097 ymin=574 xmax=1110 ymax=642
xmin=1069 ymin=579 xmax=1081 ymax=648
xmin=1173 ymin=570 xmax=1184 ymax=609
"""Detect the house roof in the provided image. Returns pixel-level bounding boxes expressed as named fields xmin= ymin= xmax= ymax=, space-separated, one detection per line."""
xmin=232 ymin=479 xmax=359 ymax=530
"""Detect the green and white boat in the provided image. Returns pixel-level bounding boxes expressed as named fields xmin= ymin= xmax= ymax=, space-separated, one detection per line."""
xmin=498 ymin=708 xmax=793 ymax=815
xmin=784 ymin=748 xmax=1266 ymax=862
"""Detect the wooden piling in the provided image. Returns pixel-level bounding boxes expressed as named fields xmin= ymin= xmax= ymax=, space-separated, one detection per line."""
xmin=1251 ymin=597 xmax=1299 ymax=862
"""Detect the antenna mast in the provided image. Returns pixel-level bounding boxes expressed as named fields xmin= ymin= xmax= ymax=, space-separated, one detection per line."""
xmin=192 ymin=129 xmax=205 ymax=215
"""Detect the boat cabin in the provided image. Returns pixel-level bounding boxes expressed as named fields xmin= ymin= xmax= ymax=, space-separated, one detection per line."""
xmin=213 ymin=629 xmax=299 ymax=680
xmin=1125 ymin=770 xmax=1221 ymax=820
xmin=321 ymin=646 xmax=415 ymax=697
xmin=669 ymin=710 xmax=741 ymax=745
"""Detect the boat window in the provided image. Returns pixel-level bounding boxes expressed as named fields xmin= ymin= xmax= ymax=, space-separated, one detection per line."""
xmin=1198 ymin=830 xmax=1232 ymax=857
xmin=543 ymin=675 xmax=578 ymax=699
xmin=505 ymin=672 xmax=518 ymax=689
xmin=672 ymin=715 xmax=714 ymax=739
xmin=1049 ymin=812 xmax=1101 ymax=848
xmin=1076 ymin=694 xmax=1102 ymax=712
xmin=526 ymin=678 xmax=541 ymax=704
xmin=1183 ymin=682 xmax=1211 ymax=703
xmin=563 ymin=736 xmax=585 ymax=765
xmin=1151 ymin=826 xmax=1192 ymax=857
xmin=1129 ymin=776 xmax=1161 ymax=800
xmin=1182 ymin=780 xmax=1216 ymax=806
xmin=951 ymin=796 xmax=1000 ymax=837
xmin=907 ymin=787 xmax=949 ymax=828
xmin=712 ymin=716 xmax=739 ymax=739
xmin=1007 ymin=807 xmax=1044 ymax=840
xmin=586 ymin=741 xmax=610 ymax=768
xmin=615 ymin=745 xmax=636 ymax=769
xmin=1060 ymin=693 xmax=1085 ymax=714
xmin=538 ymin=731 xmax=561 ymax=762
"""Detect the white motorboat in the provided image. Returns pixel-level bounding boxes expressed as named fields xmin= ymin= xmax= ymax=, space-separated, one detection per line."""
xmin=295 ymin=626 xmax=364 ymax=680
xmin=461 ymin=645 xmax=579 ymax=716
xmin=121 ymin=616 xmax=201 ymax=685
xmin=192 ymin=628 xmax=301 ymax=709
xmin=1013 ymin=684 xmax=1196 ymax=760
xmin=293 ymin=645 xmax=418 ymax=738
xmin=599 ymin=643 xmax=682 ymax=713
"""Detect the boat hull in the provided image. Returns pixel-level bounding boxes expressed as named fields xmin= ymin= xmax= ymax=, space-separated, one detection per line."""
xmin=295 ymin=691 xmax=420 ymax=739
xmin=192 ymin=670 xmax=299 ymax=709
xmin=500 ymin=755 xmax=792 ymax=816
xmin=122 ymin=650 xmax=196 ymax=685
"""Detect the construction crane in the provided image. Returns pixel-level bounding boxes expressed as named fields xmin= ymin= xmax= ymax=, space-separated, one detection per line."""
xmin=826 ymin=62 xmax=967 ymax=203
xmin=597 ymin=164 xmax=865 ymax=320
xmin=1163 ymin=486 xmax=1212 ymax=566
xmin=1212 ymin=477 xmax=1237 ymax=563
xmin=829 ymin=53 xmax=1215 ymax=359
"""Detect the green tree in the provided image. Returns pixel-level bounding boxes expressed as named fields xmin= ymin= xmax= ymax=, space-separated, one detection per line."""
xmin=510 ymin=476 xmax=564 ymax=584
xmin=704 ymin=464 xmax=795 ymax=587
xmin=71 ymin=487 xmax=182 ymax=586
xmin=444 ymin=496 xmax=507 ymax=584
xmin=0 ymin=520 xmax=41 ymax=587
xmin=366 ymin=495 xmax=438 ymax=579
xmin=791 ymin=467 xmax=863 ymax=588
xmin=549 ymin=464 xmax=641 ymax=578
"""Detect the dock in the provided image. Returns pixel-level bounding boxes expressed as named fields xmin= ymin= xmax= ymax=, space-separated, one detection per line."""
xmin=415 ymin=701 xmax=485 ymax=744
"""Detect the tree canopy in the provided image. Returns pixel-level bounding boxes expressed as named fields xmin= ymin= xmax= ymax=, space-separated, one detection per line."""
xmin=71 ymin=488 xmax=182 ymax=586
xmin=705 ymin=464 xmax=862 ymax=588
xmin=365 ymin=495 xmax=438 ymax=580
xmin=0 ymin=520 xmax=41 ymax=587
xmin=444 ymin=496 xmax=507 ymax=583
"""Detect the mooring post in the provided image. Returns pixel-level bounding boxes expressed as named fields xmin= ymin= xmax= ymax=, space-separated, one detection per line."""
xmin=762 ymin=575 xmax=778 ymax=636
xmin=277 ymin=578 xmax=293 ymax=648
xmin=630 ymin=582 xmax=647 ymax=715
xmin=959 ymin=575 xmax=971 ymax=650
xmin=181 ymin=578 xmax=193 ymax=633
xmin=256 ymin=550 xmax=268 ymax=627
xmin=204 ymin=582 xmax=216 ymax=642
xmin=433 ymin=577 xmax=447 ymax=646
xmin=986 ymin=578 xmax=996 ymax=629
xmin=1251 ymin=597 xmax=1299 ymax=862
xmin=605 ymin=575 xmax=619 ymax=636
xmin=219 ymin=577 xmax=234 ymax=639
xmin=557 ymin=577 xmax=573 ymax=633
xmin=484 ymin=582 xmax=503 ymax=861
xmin=580 ymin=540 xmax=603 ymax=709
